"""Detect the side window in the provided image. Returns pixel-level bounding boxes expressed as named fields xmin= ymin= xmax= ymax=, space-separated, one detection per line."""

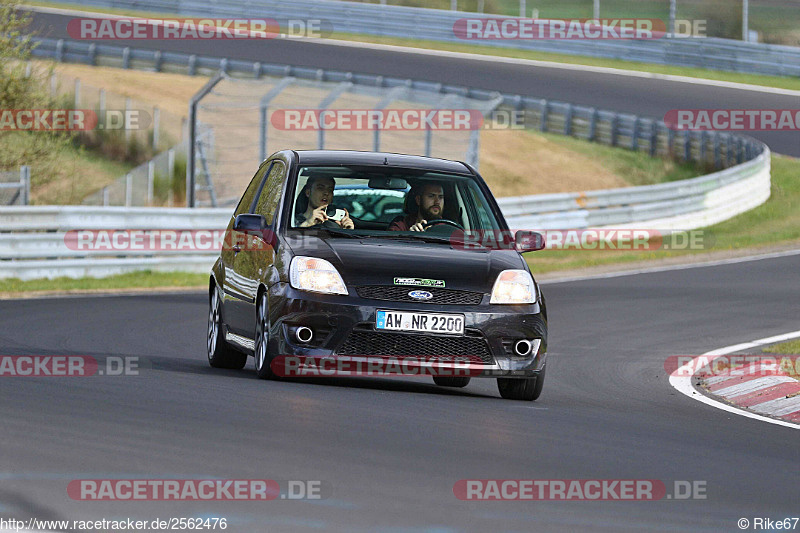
xmin=234 ymin=163 xmax=272 ymax=217
xmin=253 ymin=161 xmax=286 ymax=225
xmin=467 ymin=184 xmax=498 ymax=230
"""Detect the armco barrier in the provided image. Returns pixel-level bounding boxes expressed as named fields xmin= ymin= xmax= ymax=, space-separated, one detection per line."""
xmin=40 ymin=0 xmax=800 ymax=77
xmin=0 ymin=207 xmax=230 ymax=280
xmin=4 ymin=38 xmax=771 ymax=279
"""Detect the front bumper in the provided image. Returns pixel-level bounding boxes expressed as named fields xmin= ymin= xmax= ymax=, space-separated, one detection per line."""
xmin=266 ymin=282 xmax=547 ymax=378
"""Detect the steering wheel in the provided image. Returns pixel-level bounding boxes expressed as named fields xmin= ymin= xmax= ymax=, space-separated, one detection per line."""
xmin=423 ymin=219 xmax=464 ymax=231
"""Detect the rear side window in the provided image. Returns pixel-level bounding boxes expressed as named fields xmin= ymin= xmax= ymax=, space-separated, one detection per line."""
xmin=234 ymin=163 xmax=272 ymax=217
xmin=253 ymin=161 xmax=286 ymax=225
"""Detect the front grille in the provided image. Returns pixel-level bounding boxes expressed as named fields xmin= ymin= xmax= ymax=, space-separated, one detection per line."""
xmin=356 ymin=285 xmax=483 ymax=305
xmin=336 ymin=329 xmax=494 ymax=364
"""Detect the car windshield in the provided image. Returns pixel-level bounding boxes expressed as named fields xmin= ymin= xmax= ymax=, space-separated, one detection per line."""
xmin=288 ymin=166 xmax=503 ymax=240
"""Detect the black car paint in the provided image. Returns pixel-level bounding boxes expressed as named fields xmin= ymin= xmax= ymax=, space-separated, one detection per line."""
xmin=211 ymin=150 xmax=547 ymax=377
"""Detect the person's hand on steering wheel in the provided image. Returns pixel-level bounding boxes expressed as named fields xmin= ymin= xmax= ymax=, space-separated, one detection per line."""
xmin=423 ymin=219 xmax=465 ymax=231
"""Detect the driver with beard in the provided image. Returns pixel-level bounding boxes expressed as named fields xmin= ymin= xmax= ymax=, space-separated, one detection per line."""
xmin=388 ymin=182 xmax=447 ymax=232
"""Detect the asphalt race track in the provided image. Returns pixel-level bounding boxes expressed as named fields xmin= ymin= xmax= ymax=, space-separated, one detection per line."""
xmin=3 ymin=10 xmax=798 ymax=533
xmin=28 ymin=11 xmax=800 ymax=157
xmin=1 ymin=254 xmax=799 ymax=531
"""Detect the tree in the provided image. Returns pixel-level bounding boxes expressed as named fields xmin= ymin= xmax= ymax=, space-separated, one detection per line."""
xmin=0 ymin=0 xmax=69 ymax=175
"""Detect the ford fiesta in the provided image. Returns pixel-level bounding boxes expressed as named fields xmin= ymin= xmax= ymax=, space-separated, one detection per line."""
xmin=207 ymin=150 xmax=549 ymax=401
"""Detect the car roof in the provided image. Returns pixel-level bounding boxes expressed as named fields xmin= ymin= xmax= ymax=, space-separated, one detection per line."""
xmin=292 ymin=150 xmax=473 ymax=175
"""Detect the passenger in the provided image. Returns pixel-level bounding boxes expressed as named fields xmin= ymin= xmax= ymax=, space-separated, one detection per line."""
xmin=389 ymin=183 xmax=446 ymax=232
xmin=295 ymin=176 xmax=354 ymax=229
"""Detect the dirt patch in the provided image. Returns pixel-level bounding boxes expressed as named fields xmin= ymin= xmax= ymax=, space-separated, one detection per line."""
xmin=479 ymin=129 xmax=629 ymax=196
xmin=41 ymin=61 xmax=208 ymax=118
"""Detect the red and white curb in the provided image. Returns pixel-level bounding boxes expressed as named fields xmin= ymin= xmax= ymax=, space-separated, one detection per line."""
xmin=669 ymin=330 xmax=800 ymax=430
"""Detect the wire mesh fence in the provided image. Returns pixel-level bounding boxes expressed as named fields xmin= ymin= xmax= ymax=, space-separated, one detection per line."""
xmin=82 ymin=142 xmax=187 ymax=206
xmin=191 ymin=75 xmax=501 ymax=207
xmin=0 ymin=167 xmax=30 ymax=206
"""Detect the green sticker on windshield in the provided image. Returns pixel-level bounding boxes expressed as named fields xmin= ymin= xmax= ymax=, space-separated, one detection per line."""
xmin=393 ymin=277 xmax=445 ymax=288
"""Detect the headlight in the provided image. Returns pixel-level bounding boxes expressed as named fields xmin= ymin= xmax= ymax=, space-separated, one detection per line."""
xmin=290 ymin=256 xmax=348 ymax=295
xmin=490 ymin=269 xmax=536 ymax=304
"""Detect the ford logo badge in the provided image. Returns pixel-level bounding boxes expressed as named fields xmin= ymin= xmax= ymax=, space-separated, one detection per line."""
xmin=408 ymin=290 xmax=433 ymax=300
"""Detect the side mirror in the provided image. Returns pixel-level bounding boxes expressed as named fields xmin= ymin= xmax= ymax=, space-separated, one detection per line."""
xmin=232 ymin=214 xmax=277 ymax=249
xmin=515 ymin=231 xmax=545 ymax=253
xmin=234 ymin=214 xmax=266 ymax=232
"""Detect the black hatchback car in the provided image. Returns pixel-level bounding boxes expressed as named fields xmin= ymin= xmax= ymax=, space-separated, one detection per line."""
xmin=207 ymin=150 xmax=548 ymax=401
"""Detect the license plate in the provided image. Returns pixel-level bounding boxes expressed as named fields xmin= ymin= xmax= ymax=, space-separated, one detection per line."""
xmin=376 ymin=310 xmax=465 ymax=335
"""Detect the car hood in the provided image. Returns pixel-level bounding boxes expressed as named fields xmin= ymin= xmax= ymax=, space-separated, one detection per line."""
xmin=284 ymin=234 xmax=528 ymax=291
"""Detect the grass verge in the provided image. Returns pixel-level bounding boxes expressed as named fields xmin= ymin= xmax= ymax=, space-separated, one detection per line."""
xmin=763 ymin=340 xmax=800 ymax=355
xmin=0 ymin=271 xmax=207 ymax=296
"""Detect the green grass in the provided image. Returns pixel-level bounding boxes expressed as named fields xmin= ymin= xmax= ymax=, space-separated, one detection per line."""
xmin=0 ymin=271 xmax=207 ymax=294
xmin=28 ymin=1 xmax=800 ymax=91
xmin=525 ymin=153 xmax=800 ymax=273
xmin=763 ymin=340 xmax=800 ymax=355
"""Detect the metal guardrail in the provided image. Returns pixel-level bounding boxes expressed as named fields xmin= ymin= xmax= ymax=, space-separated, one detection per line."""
xmin=0 ymin=206 xmax=230 ymax=280
xmin=6 ymin=38 xmax=772 ymax=279
xmin=43 ymin=0 xmax=800 ymax=77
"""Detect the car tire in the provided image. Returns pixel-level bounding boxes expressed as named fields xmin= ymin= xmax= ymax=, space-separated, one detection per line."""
xmin=254 ymin=292 xmax=275 ymax=380
xmin=432 ymin=376 xmax=471 ymax=388
xmin=207 ymin=288 xmax=247 ymax=370
xmin=497 ymin=365 xmax=545 ymax=401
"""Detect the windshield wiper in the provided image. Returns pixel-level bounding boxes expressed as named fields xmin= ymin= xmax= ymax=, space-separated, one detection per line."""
xmin=368 ymin=233 xmax=455 ymax=245
xmin=319 ymin=227 xmax=365 ymax=239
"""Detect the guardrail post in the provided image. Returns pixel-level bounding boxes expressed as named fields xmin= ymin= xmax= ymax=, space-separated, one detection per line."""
xmin=154 ymin=50 xmax=162 ymax=72
xmin=103 ymin=186 xmax=109 ymax=207
xmin=699 ymin=131 xmax=707 ymax=163
xmin=122 ymin=47 xmax=130 ymax=69
xmin=20 ymin=166 xmax=30 ymax=205
xmin=539 ymin=100 xmax=548 ymax=132
xmin=726 ymin=135 xmax=734 ymax=166
xmin=88 ymin=43 xmax=96 ymax=66
xmin=610 ymin=113 xmax=619 ymax=146
xmin=125 ymin=173 xmax=132 ymax=207
xmin=632 ymin=117 xmax=640 ymax=150
xmin=50 ymin=73 xmax=57 ymax=97
xmin=667 ymin=128 xmax=675 ymax=157
xmin=56 ymin=39 xmax=64 ymax=62
xmin=588 ymin=108 xmax=598 ymax=141
xmin=564 ymin=104 xmax=573 ymax=136
xmin=649 ymin=121 xmax=658 ymax=156
xmin=188 ymin=55 xmax=197 ymax=76
xmin=713 ymin=133 xmax=721 ymax=168
xmin=74 ymin=78 xmax=81 ymax=109
xmin=99 ymin=89 xmax=105 ymax=113
xmin=168 ymin=148 xmax=175 ymax=183
xmin=683 ymin=131 xmax=691 ymax=161
xmin=147 ymin=161 xmax=155 ymax=206
xmin=737 ymin=137 xmax=744 ymax=164
xmin=152 ymin=107 xmax=160 ymax=150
